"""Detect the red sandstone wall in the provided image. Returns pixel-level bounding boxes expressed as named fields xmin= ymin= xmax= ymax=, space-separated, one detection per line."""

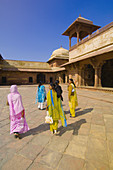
xmin=0 ymin=71 xmax=57 ymax=85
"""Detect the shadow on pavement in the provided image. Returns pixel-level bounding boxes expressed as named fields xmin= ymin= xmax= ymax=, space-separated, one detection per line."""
xmin=65 ymin=108 xmax=93 ymax=117
xmin=57 ymin=119 xmax=86 ymax=136
xmin=21 ymin=118 xmax=86 ymax=138
xmin=76 ymin=108 xmax=93 ymax=117
xmin=65 ymin=108 xmax=81 ymax=114
xmin=21 ymin=123 xmax=50 ymax=138
xmin=21 ymin=107 xmax=91 ymax=139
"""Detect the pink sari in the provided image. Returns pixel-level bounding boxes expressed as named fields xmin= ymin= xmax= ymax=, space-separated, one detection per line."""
xmin=7 ymin=85 xmax=29 ymax=134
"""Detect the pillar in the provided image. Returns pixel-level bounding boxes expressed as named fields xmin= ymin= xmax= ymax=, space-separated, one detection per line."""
xmin=59 ymin=76 xmax=61 ymax=84
xmin=77 ymin=31 xmax=79 ymax=44
xmin=94 ymin=67 xmax=99 ymax=87
xmin=75 ymin=67 xmax=79 ymax=87
xmin=65 ymin=75 xmax=68 ymax=83
xmin=69 ymin=37 xmax=71 ymax=49
xmin=69 ymin=74 xmax=72 ymax=79
xmin=98 ymin=67 xmax=102 ymax=87
xmin=82 ymin=68 xmax=85 ymax=86
xmin=79 ymin=68 xmax=82 ymax=86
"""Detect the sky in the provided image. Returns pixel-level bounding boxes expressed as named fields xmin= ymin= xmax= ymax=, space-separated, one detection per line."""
xmin=0 ymin=0 xmax=113 ymax=62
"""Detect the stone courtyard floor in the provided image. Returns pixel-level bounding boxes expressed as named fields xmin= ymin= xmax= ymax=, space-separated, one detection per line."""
xmin=0 ymin=85 xmax=113 ymax=170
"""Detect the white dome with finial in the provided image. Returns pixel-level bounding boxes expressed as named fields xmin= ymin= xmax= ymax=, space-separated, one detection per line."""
xmin=50 ymin=46 xmax=69 ymax=60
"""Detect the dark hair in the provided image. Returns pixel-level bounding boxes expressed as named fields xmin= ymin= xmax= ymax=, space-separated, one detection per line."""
xmin=50 ymin=82 xmax=55 ymax=90
xmin=38 ymin=81 xmax=42 ymax=88
xmin=69 ymin=78 xmax=76 ymax=88
xmin=55 ymin=80 xmax=59 ymax=85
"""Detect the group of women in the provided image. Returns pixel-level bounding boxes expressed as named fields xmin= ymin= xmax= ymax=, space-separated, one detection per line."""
xmin=7 ymin=79 xmax=78 ymax=138
xmin=36 ymin=79 xmax=78 ymax=134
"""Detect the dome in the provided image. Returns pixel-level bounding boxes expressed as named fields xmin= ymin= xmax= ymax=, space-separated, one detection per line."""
xmin=51 ymin=46 xmax=69 ymax=58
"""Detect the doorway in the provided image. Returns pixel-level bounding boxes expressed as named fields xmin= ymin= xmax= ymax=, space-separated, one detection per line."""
xmin=37 ymin=73 xmax=45 ymax=83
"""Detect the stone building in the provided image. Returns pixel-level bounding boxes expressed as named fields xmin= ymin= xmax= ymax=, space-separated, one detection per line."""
xmin=0 ymin=16 xmax=113 ymax=88
xmin=61 ymin=16 xmax=113 ymax=88
xmin=0 ymin=47 xmax=69 ymax=85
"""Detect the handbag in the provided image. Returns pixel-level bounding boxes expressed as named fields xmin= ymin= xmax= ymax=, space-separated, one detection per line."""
xmin=45 ymin=111 xmax=53 ymax=124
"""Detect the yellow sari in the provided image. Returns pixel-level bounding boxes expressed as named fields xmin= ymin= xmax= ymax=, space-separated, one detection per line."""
xmin=68 ymin=83 xmax=78 ymax=117
xmin=47 ymin=90 xmax=60 ymax=132
xmin=47 ymin=89 xmax=67 ymax=132
xmin=57 ymin=98 xmax=67 ymax=127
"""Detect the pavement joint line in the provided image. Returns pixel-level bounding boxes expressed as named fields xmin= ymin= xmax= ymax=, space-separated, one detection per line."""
xmin=77 ymin=86 xmax=113 ymax=92
xmin=63 ymin=90 xmax=113 ymax=103
xmin=0 ymin=127 xmax=36 ymax=151
xmin=55 ymin=152 xmax=64 ymax=169
xmin=77 ymin=94 xmax=113 ymax=104
xmin=0 ymin=118 xmax=9 ymax=122
xmin=103 ymin=112 xmax=111 ymax=170
xmin=0 ymin=86 xmax=113 ymax=169
xmin=26 ymin=134 xmax=53 ymax=169
xmin=0 ymin=122 xmax=10 ymax=128
xmin=84 ymin=112 xmax=92 ymax=168
xmin=56 ymin=125 xmax=78 ymax=169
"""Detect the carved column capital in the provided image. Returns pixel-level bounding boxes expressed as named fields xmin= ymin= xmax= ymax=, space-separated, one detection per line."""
xmin=90 ymin=58 xmax=98 ymax=68
xmin=98 ymin=60 xmax=106 ymax=68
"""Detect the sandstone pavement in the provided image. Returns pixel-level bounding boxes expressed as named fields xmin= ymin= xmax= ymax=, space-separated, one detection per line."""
xmin=0 ymin=85 xmax=113 ymax=170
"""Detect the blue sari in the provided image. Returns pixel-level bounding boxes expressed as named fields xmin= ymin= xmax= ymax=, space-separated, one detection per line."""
xmin=36 ymin=85 xmax=46 ymax=103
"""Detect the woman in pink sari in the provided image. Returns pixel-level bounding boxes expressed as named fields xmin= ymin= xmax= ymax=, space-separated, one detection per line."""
xmin=7 ymin=85 xmax=29 ymax=139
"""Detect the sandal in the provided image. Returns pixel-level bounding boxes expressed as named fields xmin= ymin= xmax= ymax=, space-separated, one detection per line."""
xmin=14 ymin=132 xmax=21 ymax=139
xmin=14 ymin=132 xmax=19 ymax=138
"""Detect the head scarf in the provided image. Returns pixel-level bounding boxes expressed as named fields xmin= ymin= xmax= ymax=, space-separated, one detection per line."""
xmin=7 ymin=85 xmax=24 ymax=116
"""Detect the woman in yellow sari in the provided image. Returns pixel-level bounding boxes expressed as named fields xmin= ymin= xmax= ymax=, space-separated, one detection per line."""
xmin=55 ymin=80 xmax=67 ymax=128
xmin=68 ymin=79 xmax=78 ymax=118
xmin=46 ymin=83 xmax=67 ymax=134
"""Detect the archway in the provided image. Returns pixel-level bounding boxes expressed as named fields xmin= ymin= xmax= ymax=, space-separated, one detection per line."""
xmin=50 ymin=77 xmax=53 ymax=83
xmin=37 ymin=73 xmax=45 ymax=83
xmin=101 ymin=59 xmax=113 ymax=87
xmin=63 ymin=74 xmax=65 ymax=83
xmin=84 ymin=64 xmax=94 ymax=86
xmin=2 ymin=77 xmax=7 ymax=84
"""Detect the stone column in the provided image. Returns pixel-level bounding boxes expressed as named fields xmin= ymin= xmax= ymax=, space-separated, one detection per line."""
xmin=82 ymin=68 xmax=85 ymax=86
xmin=75 ymin=67 xmax=79 ymax=87
xmin=65 ymin=75 xmax=68 ymax=83
xmin=59 ymin=76 xmax=62 ymax=84
xmin=79 ymin=68 xmax=82 ymax=86
xmin=77 ymin=31 xmax=79 ymax=44
xmin=98 ymin=67 xmax=102 ymax=87
xmin=69 ymin=74 xmax=72 ymax=79
xmin=94 ymin=67 xmax=99 ymax=87
xmin=69 ymin=37 xmax=71 ymax=49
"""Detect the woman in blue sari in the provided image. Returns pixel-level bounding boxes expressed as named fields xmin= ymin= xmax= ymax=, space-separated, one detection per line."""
xmin=36 ymin=81 xmax=46 ymax=110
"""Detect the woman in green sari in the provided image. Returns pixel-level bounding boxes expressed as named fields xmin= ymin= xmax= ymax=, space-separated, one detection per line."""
xmin=46 ymin=83 xmax=67 ymax=134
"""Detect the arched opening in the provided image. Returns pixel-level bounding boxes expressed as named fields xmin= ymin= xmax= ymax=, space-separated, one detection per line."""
xmin=84 ymin=64 xmax=94 ymax=86
xmin=2 ymin=77 xmax=7 ymax=84
xmin=37 ymin=73 xmax=45 ymax=83
xmin=50 ymin=77 xmax=53 ymax=83
xmin=29 ymin=77 xmax=33 ymax=83
xmin=101 ymin=59 xmax=113 ymax=87
xmin=63 ymin=74 xmax=65 ymax=83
